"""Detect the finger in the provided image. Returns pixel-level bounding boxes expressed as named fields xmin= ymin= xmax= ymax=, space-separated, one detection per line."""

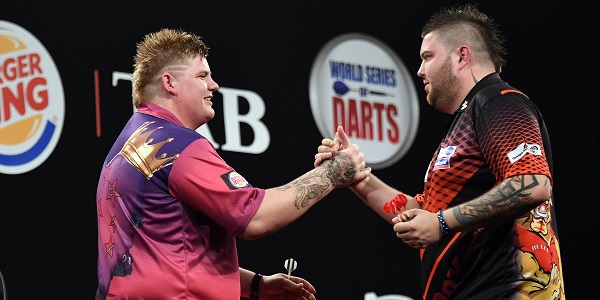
xmin=334 ymin=126 xmax=350 ymax=150
xmin=285 ymin=282 xmax=305 ymax=293
xmin=283 ymin=283 xmax=316 ymax=300
xmin=288 ymin=276 xmax=316 ymax=294
xmin=393 ymin=222 xmax=407 ymax=236
xmin=313 ymin=152 xmax=332 ymax=167
xmin=317 ymin=145 xmax=333 ymax=154
xmin=313 ymin=158 xmax=321 ymax=168
xmin=399 ymin=211 xmax=411 ymax=222
xmin=321 ymin=138 xmax=334 ymax=146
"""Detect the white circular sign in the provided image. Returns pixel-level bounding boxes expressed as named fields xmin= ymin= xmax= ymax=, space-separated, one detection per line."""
xmin=309 ymin=33 xmax=419 ymax=169
xmin=0 ymin=20 xmax=65 ymax=174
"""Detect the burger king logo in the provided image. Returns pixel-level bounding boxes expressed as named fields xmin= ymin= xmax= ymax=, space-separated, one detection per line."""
xmin=0 ymin=21 xmax=64 ymax=174
xmin=228 ymin=171 xmax=249 ymax=188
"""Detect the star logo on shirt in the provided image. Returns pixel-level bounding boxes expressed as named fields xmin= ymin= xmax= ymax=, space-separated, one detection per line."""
xmin=107 ymin=180 xmax=120 ymax=207
xmin=104 ymin=236 xmax=115 ymax=257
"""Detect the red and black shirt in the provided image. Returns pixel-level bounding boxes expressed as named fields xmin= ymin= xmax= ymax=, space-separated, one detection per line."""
xmin=414 ymin=73 xmax=564 ymax=299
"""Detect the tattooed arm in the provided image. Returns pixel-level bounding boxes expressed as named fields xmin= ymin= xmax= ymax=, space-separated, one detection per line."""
xmin=239 ymin=144 xmax=370 ymax=240
xmin=445 ymin=174 xmax=552 ymax=231
xmin=394 ymin=174 xmax=552 ymax=249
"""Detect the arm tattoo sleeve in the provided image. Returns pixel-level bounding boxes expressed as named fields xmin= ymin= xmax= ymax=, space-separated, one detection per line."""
xmin=274 ymin=152 xmax=356 ymax=209
xmin=454 ymin=175 xmax=543 ymax=227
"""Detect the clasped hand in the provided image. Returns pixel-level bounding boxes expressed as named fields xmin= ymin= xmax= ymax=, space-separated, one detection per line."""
xmin=393 ymin=209 xmax=443 ymax=249
xmin=314 ymin=126 xmax=371 ymax=187
xmin=314 ymin=126 xmax=443 ymax=249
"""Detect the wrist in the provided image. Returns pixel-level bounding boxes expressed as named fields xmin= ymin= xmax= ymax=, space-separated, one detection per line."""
xmin=249 ymin=273 xmax=262 ymax=300
xmin=437 ymin=211 xmax=451 ymax=236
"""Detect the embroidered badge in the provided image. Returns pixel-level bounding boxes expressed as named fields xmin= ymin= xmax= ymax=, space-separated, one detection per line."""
xmin=221 ymin=171 xmax=250 ymax=189
xmin=507 ymin=143 xmax=542 ymax=163
xmin=433 ymin=145 xmax=457 ymax=170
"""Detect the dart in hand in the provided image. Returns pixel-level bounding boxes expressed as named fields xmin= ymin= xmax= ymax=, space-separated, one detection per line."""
xmin=284 ymin=258 xmax=297 ymax=279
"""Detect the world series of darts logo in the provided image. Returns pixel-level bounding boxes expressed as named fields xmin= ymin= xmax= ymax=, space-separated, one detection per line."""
xmin=0 ymin=20 xmax=65 ymax=175
xmin=309 ymin=33 xmax=419 ymax=170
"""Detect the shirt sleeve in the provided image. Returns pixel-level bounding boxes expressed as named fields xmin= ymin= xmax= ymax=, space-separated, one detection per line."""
xmin=477 ymin=94 xmax=551 ymax=181
xmin=168 ymin=138 xmax=265 ymax=236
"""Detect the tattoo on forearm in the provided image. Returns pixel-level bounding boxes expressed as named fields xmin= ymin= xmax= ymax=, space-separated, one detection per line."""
xmin=454 ymin=175 xmax=541 ymax=226
xmin=273 ymin=151 xmax=357 ymax=209
xmin=294 ymin=184 xmax=327 ymax=208
xmin=326 ymin=152 xmax=356 ymax=186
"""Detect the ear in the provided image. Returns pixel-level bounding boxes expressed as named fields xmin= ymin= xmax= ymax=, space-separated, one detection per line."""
xmin=456 ymin=46 xmax=471 ymax=68
xmin=162 ymin=73 xmax=177 ymax=96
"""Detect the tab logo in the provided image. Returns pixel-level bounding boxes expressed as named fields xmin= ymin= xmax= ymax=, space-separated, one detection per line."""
xmin=0 ymin=21 xmax=65 ymax=174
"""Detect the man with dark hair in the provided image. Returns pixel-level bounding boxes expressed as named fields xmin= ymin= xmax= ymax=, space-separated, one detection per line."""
xmin=316 ymin=4 xmax=565 ymax=299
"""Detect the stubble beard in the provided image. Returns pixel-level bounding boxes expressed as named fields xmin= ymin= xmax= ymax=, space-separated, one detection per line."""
xmin=427 ymin=57 xmax=460 ymax=113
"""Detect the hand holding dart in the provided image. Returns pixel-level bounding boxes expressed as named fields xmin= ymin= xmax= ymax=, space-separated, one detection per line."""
xmin=284 ymin=258 xmax=297 ymax=279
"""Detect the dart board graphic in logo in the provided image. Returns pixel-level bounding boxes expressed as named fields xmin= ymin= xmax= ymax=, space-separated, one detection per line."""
xmin=0 ymin=20 xmax=65 ymax=175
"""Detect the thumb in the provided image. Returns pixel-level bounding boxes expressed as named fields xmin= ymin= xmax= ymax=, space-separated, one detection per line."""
xmin=335 ymin=126 xmax=351 ymax=150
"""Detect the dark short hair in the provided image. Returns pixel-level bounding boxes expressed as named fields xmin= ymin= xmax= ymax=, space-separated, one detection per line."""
xmin=421 ymin=3 xmax=507 ymax=73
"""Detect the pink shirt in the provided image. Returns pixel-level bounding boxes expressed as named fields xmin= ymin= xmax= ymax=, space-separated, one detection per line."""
xmin=96 ymin=103 xmax=264 ymax=299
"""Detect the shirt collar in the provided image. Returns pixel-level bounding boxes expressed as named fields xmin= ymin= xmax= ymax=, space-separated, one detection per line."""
xmin=136 ymin=102 xmax=186 ymax=127
xmin=455 ymin=72 xmax=502 ymax=113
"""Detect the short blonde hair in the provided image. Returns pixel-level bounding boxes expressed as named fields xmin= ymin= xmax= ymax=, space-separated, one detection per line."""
xmin=132 ymin=28 xmax=209 ymax=107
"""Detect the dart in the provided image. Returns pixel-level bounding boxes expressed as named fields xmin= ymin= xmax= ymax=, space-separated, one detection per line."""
xmin=284 ymin=258 xmax=297 ymax=278
xmin=332 ymin=81 xmax=394 ymax=97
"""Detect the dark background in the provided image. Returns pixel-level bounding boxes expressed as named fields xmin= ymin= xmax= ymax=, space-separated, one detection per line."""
xmin=0 ymin=1 xmax=593 ymax=299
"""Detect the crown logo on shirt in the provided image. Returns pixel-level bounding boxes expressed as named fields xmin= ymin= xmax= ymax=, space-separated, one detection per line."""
xmin=120 ymin=121 xmax=179 ymax=179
